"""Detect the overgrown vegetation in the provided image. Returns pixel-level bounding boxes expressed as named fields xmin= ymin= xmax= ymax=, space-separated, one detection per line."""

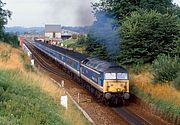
xmin=152 ymin=54 xmax=180 ymax=87
xmin=174 ymin=72 xmax=180 ymax=90
xmin=0 ymin=49 xmax=11 ymax=62
xmin=79 ymin=35 xmax=109 ymax=60
xmin=20 ymin=53 xmax=34 ymax=72
xmin=3 ymin=32 xmax=19 ymax=47
xmin=119 ymin=9 xmax=179 ymax=64
xmin=0 ymin=43 xmax=91 ymax=125
xmin=92 ymin=0 xmax=179 ymax=21
xmin=0 ymin=69 xmax=69 ymax=125
xmin=131 ymin=60 xmax=144 ymax=75
xmin=62 ymin=39 xmax=78 ymax=48
xmin=135 ymin=86 xmax=180 ymax=124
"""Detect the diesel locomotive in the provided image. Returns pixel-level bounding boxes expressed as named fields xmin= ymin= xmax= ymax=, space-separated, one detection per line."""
xmin=31 ymin=40 xmax=130 ymax=104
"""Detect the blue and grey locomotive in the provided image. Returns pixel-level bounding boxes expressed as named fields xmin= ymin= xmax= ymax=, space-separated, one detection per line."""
xmin=31 ymin=41 xmax=130 ymax=104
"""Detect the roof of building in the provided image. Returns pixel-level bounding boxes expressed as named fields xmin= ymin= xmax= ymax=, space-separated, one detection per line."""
xmin=45 ymin=25 xmax=62 ymax=33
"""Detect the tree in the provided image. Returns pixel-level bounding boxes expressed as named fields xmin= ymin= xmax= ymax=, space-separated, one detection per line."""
xmin=77 ymin=35 xmax=109 ymax=60
xmin=0 ymin=0 xmax=11 ymax=39
xmin=3 ymin=33 xmax=19 ymax=47
xmin=119 ymin=10 xmax=180 ymax=64
xmin=92 ymin=0 xmax=176 ymax=21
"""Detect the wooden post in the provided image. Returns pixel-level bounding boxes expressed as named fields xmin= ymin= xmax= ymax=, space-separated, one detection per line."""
xmin=78 ymin=93 xmax=80 ymax=103
xmin=61 ymin=80 xmax=64 ymax=87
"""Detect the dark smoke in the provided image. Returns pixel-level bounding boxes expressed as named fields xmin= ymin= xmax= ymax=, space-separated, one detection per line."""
xmin=75 ymin=2 xmax=95 ymax=26
xmin=89 ymin=11 xmax=120 ymax=60
xmin=45 ymin=0 xmax=95 ymax=26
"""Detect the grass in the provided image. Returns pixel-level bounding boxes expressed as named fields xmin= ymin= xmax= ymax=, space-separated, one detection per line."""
xmin=0 ymin=42 xmax=91 ymax=125
xmin=0 ymin=69 xmax=67 ymax=125
xmin=130 ymin=70 xmax=180 ymax=123
xmin=61 ymin=39 xmax=86 ymax=53
xmin=62 ymin=39 xmax=78 ymax=48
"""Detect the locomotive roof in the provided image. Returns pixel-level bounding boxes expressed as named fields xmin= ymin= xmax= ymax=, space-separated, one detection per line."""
xmin=36 ymin=41 xmax=88 ymax=61
xmin=82 ymin=57 xmax=128 ymax=73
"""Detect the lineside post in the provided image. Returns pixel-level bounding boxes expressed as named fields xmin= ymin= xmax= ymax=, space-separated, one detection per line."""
xmin=61 ymin=80 xmax=64 ymax=87
xmin=78 ymin=93 xmax=80 ymax=103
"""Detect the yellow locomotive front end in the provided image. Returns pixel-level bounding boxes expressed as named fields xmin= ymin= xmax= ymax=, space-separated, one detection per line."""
xmin=103 ymin=72 xmax=130 ymax=100
xmin=103 ymin=80 xmax=129 ymax=93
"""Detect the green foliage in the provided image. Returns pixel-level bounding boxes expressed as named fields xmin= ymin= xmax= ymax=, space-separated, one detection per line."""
xmin=131 ymin=60 xmax=144 ymax=75
xmin=77 ymin=35 xmax=87 ymax=45
xmin=92 ymin=0 xmax=175 ymax=21
xmin=119 ymin=10 xmax=179 ymax=64
xmin=131 ymin=84 xmax=180 ymax=124
xmin=62 ymin=39 xmax=77 ymax=48
xmin=0 ymin=69 xmax=69 ymax=125
xmin=136 ymin=88 xmax=180 ymax=124
xmin=173 ymin=72 xmax=180 ymax=90
xmin=0 ymin=1 xmax=19 ymax=48
xmin=2 ymin=33 xmax=19 ymax=47
xmin=77 ymin=35 xmax=109 ymax=60
xmin=71 ymin=34 xmax=78 ymax=39
xmin=0 ymin=1 xmax=11 ymax=40
xmin=152 ymin=54 xmax=180 ymax=83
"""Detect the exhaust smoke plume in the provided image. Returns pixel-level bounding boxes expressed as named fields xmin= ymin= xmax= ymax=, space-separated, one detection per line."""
xmin=89 ymin=12 xmax=120 ymax=60
xmin=45 ymin=0 xmax=96 ymax=26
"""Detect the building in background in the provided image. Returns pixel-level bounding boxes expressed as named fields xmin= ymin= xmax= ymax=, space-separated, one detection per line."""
xmin=45 ymin=25 xmax=62 ymax=45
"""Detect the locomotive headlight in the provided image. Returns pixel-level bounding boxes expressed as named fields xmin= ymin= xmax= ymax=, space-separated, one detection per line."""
xmin=105 ymin=93 xmax=112 ymax=99
xmin=117 ymin=88 xmax=121 ymax=92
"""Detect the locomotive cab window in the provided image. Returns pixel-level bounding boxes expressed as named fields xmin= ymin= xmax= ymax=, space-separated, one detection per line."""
xmin=117 ymin=73 xmax=128 ymax=80
xmin=105 ymin=73 xmax=116 ymax=80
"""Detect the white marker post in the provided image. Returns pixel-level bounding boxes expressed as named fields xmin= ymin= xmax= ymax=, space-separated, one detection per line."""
xmin=61 ymin=80 xmax=64 ymax=87
xmin=31 ymin=59 xmax=34 ymax=66
xmin=60 ymin=95 xmax=68 ymax=109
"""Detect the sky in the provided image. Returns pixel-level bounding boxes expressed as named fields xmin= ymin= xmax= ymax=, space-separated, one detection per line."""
xmin=5 ymin=0 xmax=99 ymax=27
xmin=4 ymin=0 xmax=180 ymax=27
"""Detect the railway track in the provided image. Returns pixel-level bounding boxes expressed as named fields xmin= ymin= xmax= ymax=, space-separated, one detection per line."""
xmin=24 ymin=41 xmax=167 ymax=125
xmin=25 ymin=41 xmax=68 ymax=78
xmin=112 ymin=107 xmax=152 ymax=125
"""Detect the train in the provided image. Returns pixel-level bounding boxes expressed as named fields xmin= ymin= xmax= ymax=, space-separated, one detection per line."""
xmin=31 ymin=40 xmax=130 ymax=105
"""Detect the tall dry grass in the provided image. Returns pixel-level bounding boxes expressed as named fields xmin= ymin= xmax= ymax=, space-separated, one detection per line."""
xmin=0 ymin=43 xmax=24 ymax=70
xmin=130 ymin=72 xmax=180 ymax=105
xmin=0 ymin=43 xmax=90 ymax=125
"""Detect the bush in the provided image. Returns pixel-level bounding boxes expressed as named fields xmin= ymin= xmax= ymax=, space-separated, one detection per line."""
xmin=131 ymin=60 xmax=144 ymax=75
xmin=173 ymin=72 xmax=180 ymax=90
xmin=152 ymin=54 xmax=180 ymax=83
xmin=2 ymin=33 xmax=19 ymax=48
